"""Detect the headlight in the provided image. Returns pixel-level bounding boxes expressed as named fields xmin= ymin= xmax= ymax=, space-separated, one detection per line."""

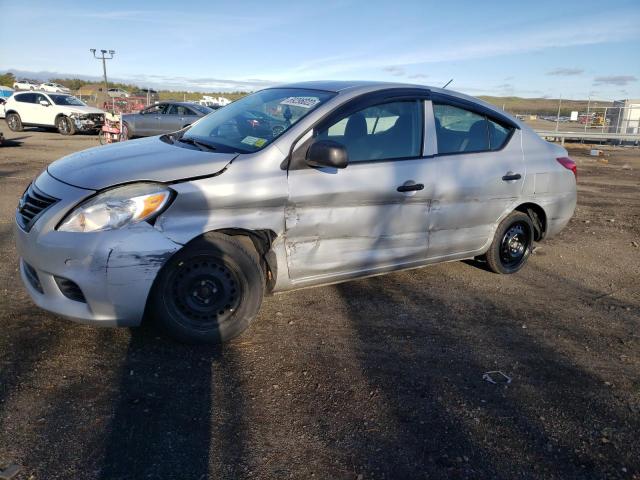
xmin=58 ymin=183 xmax=173 ymax=233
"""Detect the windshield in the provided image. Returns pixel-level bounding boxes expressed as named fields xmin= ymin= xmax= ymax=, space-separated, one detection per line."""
xmin=182 ymin=88 xmax=335 ymax=153
xmin=49 ymin=95 xmax=86 ymax=106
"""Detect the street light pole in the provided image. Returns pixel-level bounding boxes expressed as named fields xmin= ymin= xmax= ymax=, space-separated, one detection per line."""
xmin=90 ymin=48 xmax=115 ymax=94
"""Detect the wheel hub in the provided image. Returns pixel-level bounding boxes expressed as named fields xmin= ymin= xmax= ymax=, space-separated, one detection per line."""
xmin=500 ymin=223 xmax=529 ymax=266
xmin=168 ymin=257 xmax=240 ymax=328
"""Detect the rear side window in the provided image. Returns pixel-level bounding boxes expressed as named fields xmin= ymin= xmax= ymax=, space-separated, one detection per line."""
xmin=15 ymin=93 xmax=36 ymax=103
xmin=434 ymin=103 xmax=514 ymax=154
xmin=433 ymin=104 xmax=489 ymax=154
xmin=488 ymin=119 xmax=512 ymax=150
xmin=317 ymin=100 xmax=423 ymax=162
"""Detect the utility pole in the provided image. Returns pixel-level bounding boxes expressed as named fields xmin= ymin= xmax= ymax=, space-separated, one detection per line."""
xmin=90 ymin=49 xmax=115 ymax=95
xmin=584 ymin=94 xmax=591 ymax=133
xmin=555 ymin=95 xmax=562 ymax=132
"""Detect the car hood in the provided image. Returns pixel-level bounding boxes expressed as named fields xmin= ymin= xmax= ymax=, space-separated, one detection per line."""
xmin=47 ymin=136 xmax=238 ymax=190
xmin=62 ymin=105 xmax=105 ymax=115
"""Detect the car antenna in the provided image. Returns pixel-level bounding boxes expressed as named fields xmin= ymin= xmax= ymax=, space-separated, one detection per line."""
xmin=442 ymin=78 xmax=453 ymax=89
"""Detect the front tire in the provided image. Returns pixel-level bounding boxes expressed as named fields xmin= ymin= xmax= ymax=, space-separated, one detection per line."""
xmin=120 ymin=122 xmax=131 ymax=140
xmin=149 ymin=233 xmax=265 ymax=343
xmin=485 ymin=211 xmax=534 ymax=274
xmin=56 ymin=116 xmax=76 ymax=136
xmin=6 ymin=113 xmax=23 ymax=132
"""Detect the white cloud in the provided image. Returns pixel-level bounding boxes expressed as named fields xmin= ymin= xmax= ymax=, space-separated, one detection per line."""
xmin=265 ymin=11 xmax=640 ymax=80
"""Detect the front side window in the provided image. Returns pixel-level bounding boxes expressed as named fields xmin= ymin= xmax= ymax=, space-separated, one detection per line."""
xmin=182 ymin=88 xmax=335 ymax=153
xmin=144 ymin=104 xmax=166 ymax=114
xmin=316 ymin=101 xmax=422 ymax=162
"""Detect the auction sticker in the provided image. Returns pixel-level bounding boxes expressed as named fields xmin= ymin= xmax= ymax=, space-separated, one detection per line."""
xmin=241 ymin=136 xmax=267 ymax=147
xmin=280 ymin=96 xmax=320 ymax=109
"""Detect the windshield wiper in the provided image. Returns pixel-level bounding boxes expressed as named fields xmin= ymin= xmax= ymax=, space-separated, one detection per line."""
xmin=177 ymin=137 xmax=217 ymax=152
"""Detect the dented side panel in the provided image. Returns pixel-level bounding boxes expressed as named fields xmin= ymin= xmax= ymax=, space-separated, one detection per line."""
xmin=285 ymin=159 xmax=431 ymax=282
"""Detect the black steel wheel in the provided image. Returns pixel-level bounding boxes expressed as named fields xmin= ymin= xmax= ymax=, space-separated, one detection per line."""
xmin=6 ymin=113 xmax=23 ymax=132
xmin=149 ymin=232 xmax=265 ymax=343
xmin=166 ymin=256 xmax=242 ymax=331
xmin=485 ymin=211 xmax=534 ymax=274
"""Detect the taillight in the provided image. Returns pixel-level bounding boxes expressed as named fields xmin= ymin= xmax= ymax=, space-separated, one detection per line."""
xmin=556 ymin=157 xmax=577 ymax=180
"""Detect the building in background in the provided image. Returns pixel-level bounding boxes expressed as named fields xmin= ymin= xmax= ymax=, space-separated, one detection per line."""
xmin=607 ymin=99 xmax=640 ymax=134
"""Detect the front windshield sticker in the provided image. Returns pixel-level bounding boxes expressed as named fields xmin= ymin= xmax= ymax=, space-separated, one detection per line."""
xmin=280 ymin=96 xmax=320 ymax=109
xmin=241 ymin=136 xmax=267 ymax=147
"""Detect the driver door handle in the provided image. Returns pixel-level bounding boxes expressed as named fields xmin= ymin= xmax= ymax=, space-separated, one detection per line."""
xmin=397 ymin=183 xmax=424 ymax=192
xmin=502 ymin=172 xmax=522 ymax=181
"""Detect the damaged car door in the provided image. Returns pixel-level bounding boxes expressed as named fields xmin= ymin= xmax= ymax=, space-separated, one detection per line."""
xmin=285 ymin=95 xmax=432 ymax=282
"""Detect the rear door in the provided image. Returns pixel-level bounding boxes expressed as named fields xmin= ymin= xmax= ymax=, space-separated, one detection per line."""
xmin=285 ymin=92 xmax=434 ymax=283
xmin=424 ymin=98 xmax=524 ymax=257
xmin=14 ymin=93 xmax=37 ymax=123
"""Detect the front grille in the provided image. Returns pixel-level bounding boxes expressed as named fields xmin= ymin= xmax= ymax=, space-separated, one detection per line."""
xmin=23 ymin=261 xmax=43 ymax=293
xmin=84 ymin=113 xmax=105 ymax=126
xmin=16 ymin=183 xmax=59 ymax=232
xmin=54 ymin=276 xmax=86 ymax=303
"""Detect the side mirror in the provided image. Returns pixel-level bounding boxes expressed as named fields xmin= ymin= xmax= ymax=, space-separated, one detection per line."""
xmin=305 ymin=139 xmax=348 ymax=169
xmin=39 ymin=100 xmax=50 ymax=107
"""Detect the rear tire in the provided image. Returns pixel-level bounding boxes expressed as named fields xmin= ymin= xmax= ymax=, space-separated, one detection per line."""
xmin=485 ymin=211 xmax=534 ymax=274
xmin=149 ymin=232 xmax=265 ymax=343
xmin=56 ymin=116 xmax=76 ymax=136
xmin=6 ymin=113 xmax=23 ymax=132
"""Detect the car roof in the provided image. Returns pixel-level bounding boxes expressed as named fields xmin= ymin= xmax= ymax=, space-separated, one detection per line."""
xmin=158 ymin=101 xmax=200 ymax=107
xmin=271 ymin=80 xmax=522 ymax=129
xmin=272 ymin=80 xmax=471 ymax=102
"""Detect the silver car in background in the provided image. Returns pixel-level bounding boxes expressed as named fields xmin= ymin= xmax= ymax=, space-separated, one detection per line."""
xmin=15 ymin=81 xmax=577 ymax=343
xmin=121 ymin=101 xmax=213 ymax=138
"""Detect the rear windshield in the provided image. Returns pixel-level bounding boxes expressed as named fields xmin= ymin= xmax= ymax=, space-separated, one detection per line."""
xmin=182 ymin=88 xmax=335 ymax=153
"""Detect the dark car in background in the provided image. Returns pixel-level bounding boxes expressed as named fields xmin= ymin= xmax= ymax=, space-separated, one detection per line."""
xmin=120 ymin=101 xmax=213 ymax=138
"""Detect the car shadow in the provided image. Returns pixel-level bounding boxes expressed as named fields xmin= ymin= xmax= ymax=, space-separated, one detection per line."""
xmin=98 ymin=326 xmax=250 ymax=480
xmin=331 ymin=269 xmax=639 ymax=478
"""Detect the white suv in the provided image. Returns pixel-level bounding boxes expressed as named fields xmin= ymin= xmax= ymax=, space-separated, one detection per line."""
xmin=39 ymin=82 xmax=71 ymax=93
xmin=4 ymin=91 xmax=105 ymax=135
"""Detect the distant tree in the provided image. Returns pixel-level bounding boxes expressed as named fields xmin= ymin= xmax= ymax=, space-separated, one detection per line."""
xmin=0 ymin=72 xmax=16 ymax=88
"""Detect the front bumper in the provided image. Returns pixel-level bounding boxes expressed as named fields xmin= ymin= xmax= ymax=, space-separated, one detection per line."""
xmin=15 ymin=171 xmax=181 ymax=326
xmin=71 ymin=114 xmax=105 ymax=132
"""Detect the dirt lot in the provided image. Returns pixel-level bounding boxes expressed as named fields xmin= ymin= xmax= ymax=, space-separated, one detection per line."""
xmin=0 ymin=125 xmax=638 ymax=480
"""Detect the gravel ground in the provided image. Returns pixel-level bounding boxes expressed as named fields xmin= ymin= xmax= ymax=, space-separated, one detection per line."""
xmin=0 ymin=125 xmax=638 ymax=480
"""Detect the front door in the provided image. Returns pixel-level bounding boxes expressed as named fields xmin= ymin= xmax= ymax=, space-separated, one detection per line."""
xmin=285 ymin=97 xmax=432 ymax=283
xmin=136 ymin=104 xmax=166 ymax=136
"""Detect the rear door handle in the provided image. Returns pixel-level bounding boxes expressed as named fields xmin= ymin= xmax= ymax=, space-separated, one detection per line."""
xmin=397 ymin=183 xmax=424 ymax=192
xmin=502 ymin=173 xmax=522 ymax=181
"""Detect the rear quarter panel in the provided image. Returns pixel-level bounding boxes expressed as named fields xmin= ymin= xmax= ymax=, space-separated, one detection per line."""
xmin=520 ymin=128 xmax=577 ymax=237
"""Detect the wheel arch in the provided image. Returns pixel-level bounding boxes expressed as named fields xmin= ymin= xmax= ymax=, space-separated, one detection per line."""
xmin=180 ymin=228 xmax=279 ymax=291
xmin=514 ymin=202 xmax=547 ymax=241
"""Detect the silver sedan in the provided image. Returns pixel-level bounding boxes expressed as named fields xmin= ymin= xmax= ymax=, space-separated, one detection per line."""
xmin=121 ymin=101 xmax=213 ymax=138
xmin=15 ymin=81 xmax=576 ymax=343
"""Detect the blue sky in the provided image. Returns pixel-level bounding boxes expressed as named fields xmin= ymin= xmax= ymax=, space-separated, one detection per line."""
xmin=1 ymin=0 xmax=639 ymax=99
